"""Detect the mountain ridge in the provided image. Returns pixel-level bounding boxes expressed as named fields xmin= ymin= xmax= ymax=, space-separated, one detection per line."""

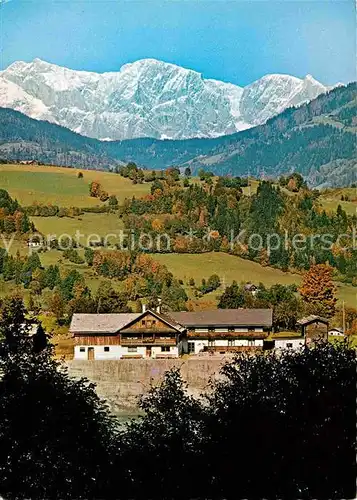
xmin=0 ymin=58 xmax=330 ymax=141
xmin=0 ymin=82 xmax=355 ymax=187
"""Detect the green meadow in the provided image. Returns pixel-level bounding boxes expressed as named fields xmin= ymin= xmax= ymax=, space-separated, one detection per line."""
xmin=0 ymin=164 xmax=150 ymax=207
xmin=150 ymin=252 xmax=356 ymax=308
xmin=317 ymin=187 xmax=356 ymax=216
xmin=0 ymin=164 xmax=355 ymax=309
xmin=32 ymin=213 xmax=124 ymax=243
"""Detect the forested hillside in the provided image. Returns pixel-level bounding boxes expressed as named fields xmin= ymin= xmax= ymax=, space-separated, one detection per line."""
xmin=0 ymin=82 xmax=356 ymax=186
xmin=119 ymin=174 xmax=357 ymax=286
xmin=185 ymin=82 xmax=356 ymax=186
xmin=0 ymin=108 xmax=120 ymax=169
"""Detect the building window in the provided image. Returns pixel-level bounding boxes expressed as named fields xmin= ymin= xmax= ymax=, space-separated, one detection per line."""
xmin=141 ymin=320 xmax=146 ymax=326
xmin=128 ymin=347 xmax=137 ymax=353
xmin=152 ymin=320 xmax=156 ymax=326
xmin=161 ymin=346 xmax=170 ymax=352
xmin=79 ymin=347 xmax=85 ymax=352
xmin=188 ymin=342 xmax=195 ymax=353
xmin=104 ymin=346 xmax=110 ymax=352
xmin=287 ymin=343 xmax=293 ymax=349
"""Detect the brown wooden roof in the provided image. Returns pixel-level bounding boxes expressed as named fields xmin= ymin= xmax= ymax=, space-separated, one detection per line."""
xmin=70 ymin=313 xmax=140 ymax=334
xmin=70 ymin=309 xmax=185 ymax=335
xmin=70 ymin=308 xmax=273 ymax=335
xmin=169 ymin=309 xmax=272 ymax=328
xmin=296 ymin=315 xmax=329 ymax=326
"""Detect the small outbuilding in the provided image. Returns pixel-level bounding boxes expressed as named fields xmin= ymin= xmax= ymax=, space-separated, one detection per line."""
xmin=243 ymin=283 xmax=259 ymax=295
xmin=296 ymin=315 xmax=329 ymax=344
xmin=328 ymin=327 xmax=345 ymax=337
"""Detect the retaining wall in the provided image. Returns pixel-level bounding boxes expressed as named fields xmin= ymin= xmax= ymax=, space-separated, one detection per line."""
xmin=66 ymin=358 xmax=225 ymax=415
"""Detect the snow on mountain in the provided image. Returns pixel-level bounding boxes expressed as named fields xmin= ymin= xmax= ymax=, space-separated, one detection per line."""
xmin=0 ymin=75 xmax=51 ymax=120
xmin=239 ymin=73 xmax=328 ymax=126
xmin=0 ymin=58 xmax=329 ymax=140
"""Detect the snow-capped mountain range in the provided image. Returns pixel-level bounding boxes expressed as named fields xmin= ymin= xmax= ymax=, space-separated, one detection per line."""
xmin=0 ymin=58 xmax=330 ymax=141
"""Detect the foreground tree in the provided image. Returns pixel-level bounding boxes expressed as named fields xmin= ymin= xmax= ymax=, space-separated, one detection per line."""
xmin=0 ymin=296 xmax=117 ymax=499
xmin=204 ymin=343 xmax=355 ymax=499
xmin=124 ymin=342 xmax=356 ymax=499
xmin=120 ymin=369 xmax=204 ymax=499
xmin=0 ymin=297 xmax=355 ymax=499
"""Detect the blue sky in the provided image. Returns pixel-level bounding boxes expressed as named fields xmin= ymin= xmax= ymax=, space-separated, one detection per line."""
xmin=1 ymin=0 xmax=355 ymax=86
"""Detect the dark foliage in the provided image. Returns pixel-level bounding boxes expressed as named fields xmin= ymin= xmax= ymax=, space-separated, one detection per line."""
xmin=120 ymin=343 xmax=356 ymax=499
xmin=0 ymin=296 xmax=118 ymax=499
xmin=0 ymin=298 xmax=355 ymax=499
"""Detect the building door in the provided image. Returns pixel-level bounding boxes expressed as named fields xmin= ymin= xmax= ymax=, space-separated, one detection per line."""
xmin=88 ymin=347 xmax=94 ymax=360
xmin=146 ymin=346 xmax=152 ymax=358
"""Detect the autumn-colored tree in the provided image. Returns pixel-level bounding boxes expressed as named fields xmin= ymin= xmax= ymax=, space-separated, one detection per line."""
xmin=220 ymin=236 xmax=230 ymax=252
xmin=347 ymin=319 xmax=357 ymax=335
xmin=123 ymin=275 xmax=147 ymax=300
xmin=151 ymin=218 xmax=164 ymax=232
xmin=173 ymin=236 xmax=189 ymax=253
xmin=48 ymin=290 xmax=65 ymax=320
xmin=99 ymin=190 xmax=109 ymax=202
xmin=89 ymin=181 xmax=101 ymax=198
xmin=172 ymin=201 xmax=185 ymax=217
xmin=258 ymin=248 xmax=269 ymax=266
xmin=14 ymin=211 xmax=24 ymax=233
xmin=334 ymin=306 xmax=357 ymax=335
xmin=287 ymin=177 xmax=298 ymax=192
xmin=198 ymin=207 xmax=208 ymax=227
xmin=299 ymin=264 xmax=337 ymax=318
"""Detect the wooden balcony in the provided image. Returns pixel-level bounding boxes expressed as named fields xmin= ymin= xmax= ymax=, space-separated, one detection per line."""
xmin=206 ymin=346 xmax=263 ymax=353
xmin=188 ymin=331 xmax=269 ymax=340
xmin=121 ymin=336 xmax=177 ymax=346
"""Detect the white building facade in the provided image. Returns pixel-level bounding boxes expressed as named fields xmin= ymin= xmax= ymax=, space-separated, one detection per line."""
xmin=70 ymin=308 xmax=273 ymax=360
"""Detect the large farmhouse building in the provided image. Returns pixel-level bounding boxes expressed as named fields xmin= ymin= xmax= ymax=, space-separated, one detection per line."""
xmin=169 ymin=309 xmax=272 ymax=355
xmin=70 ymin=307 xmax=273 ymax=360
xmin=70 ymin=308 xmax=186 ymax=360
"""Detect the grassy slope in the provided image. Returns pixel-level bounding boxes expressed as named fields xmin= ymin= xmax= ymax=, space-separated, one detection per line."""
xmin=32 ymin=213 xmax=124 ymax=243
xmin=151 ymin=252 xmax=300 ymax=287
xmin=319 ymin=187 xmax=357 ymax=216
xmin=150 ymin=252 xmax=357 ymax=309
xmin=0 ymin=164 xmax=150 ymax=206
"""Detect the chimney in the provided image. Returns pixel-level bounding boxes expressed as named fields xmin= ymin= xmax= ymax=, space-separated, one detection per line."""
xmin=156 ymin=298 xmax=162 ymax=314
xmin=142 ymin=303 xmax=147 ymax=313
